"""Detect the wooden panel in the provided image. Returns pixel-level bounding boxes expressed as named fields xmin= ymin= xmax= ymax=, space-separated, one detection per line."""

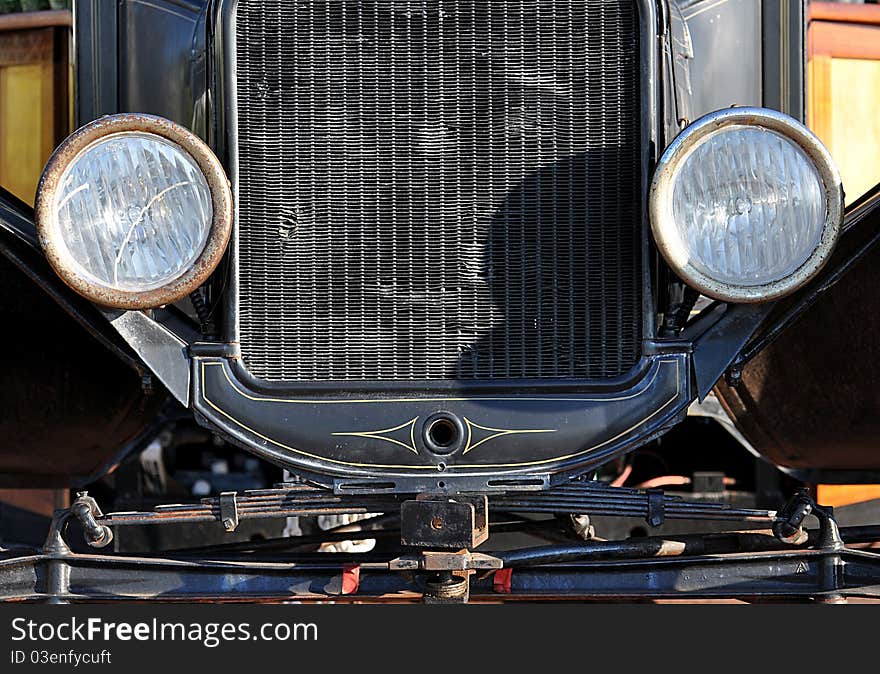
xmin=811 ymin=21 xmax=880 ymax=60
xmin=808 ymin=9 xmax=880 ymax=205
xmin=808 ymin=54 xmax=880 ymax=204
xmin=806 ymin=55 xmax=832 ymax=152
xmin=808 ymin=5 xmax=880 ymax=504
xmin=810 ymin=1 xmax=880 ymax=26
xmin=828 ymin=58 xmax=880 ymax=202
xmin=817 ymin=484 xmax=880 ymax=509
xmin=0 ymin=61 xmax=54 ymax=202
xmin=0 ymin=22 xmax=69 ymax=204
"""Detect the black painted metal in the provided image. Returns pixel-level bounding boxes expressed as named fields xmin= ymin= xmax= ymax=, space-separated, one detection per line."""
xmin=192 ymin=354 xmax=691 ymax=488
xmin=0 ymin=190 xmax=149 ymax=372
xmin=690 ymin=303 xmax=774 ymax=399
xmin=4 ymin=543 xmax=880 ymax=602
xmin=400 ymin=495 xmax=488 ymax=549
xmin=688 ymin=182 xmax=880 ymax=404
xmin=85 ymin=480 xmax=775 ymax=530
xmin=73 ymin=0 xmax=120 ymax=126
xmin=75 ymin=0 xmax=209 ymax=131
xmin=761 ymin=0 xmax=806 ymax=121
xmin=1 ymin=480 xmax=874 ymax=602
xmin=728 ymin=183 xmax=880 ymax=379
xmin=0 ymin=187 xmax=38 ymax=249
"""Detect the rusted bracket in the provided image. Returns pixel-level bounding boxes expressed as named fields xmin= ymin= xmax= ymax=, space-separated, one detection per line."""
xmin=773 ymin=489 xmax=843 ymax=551
xmin=390 ymin=549 xmax=501 ymax=605
xmin=70 ymin=492 xmax=113 ymax=548
xmin=219 ymin=491 xmax=239 ymax=532
xmin=390 ymin=550 xmax=502 ymax=572
xmin=646 ymin=489 xmax=665 ymax=528
xmin=400 ymin=494 xmax=488 ymax=548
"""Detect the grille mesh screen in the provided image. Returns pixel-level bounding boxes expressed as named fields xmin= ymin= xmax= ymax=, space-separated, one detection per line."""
xmin=234 ymin=0 xmax=643 ymax=381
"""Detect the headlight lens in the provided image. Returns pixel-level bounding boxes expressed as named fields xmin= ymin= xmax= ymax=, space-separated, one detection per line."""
xmin=36 ymin=114 xmax=232 ymax=309
xmin=650 ymin=107 xmax=843 ymax=302
xmin=51 ymin=132 xmax=212 ymax=292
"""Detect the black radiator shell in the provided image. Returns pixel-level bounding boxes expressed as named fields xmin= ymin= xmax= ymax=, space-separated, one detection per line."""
xmin=204 ymin=0 xmax=670 ymax=489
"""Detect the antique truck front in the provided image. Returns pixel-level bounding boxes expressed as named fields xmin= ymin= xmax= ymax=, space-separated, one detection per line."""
xmin=1 ymin=0 xmax=880 ymax=602
xmin=0 ymin=0 xmax=859 ymax=490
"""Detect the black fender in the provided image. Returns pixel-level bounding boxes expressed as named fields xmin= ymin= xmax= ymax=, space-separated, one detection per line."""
xmin=713 ymin=183 xmax=880 ymax=478
xmin=0 ymin=188 xmax=166 ymax=488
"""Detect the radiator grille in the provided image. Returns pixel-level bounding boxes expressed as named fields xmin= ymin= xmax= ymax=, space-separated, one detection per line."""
xmin=234 ymin=0 xmax=643 ymax=381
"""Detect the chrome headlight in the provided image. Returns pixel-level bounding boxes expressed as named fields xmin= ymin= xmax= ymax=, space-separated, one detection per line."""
xmin=650 ymin=107 xmax=843 ymax=302
xmin=36 ymin=114 xmax=232 ymax=309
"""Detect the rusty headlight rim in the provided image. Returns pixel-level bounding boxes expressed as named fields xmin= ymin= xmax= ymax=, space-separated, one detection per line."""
xmin=649 ymin=106 xmax=844 ymax=303
xmin=35 ymin=113 xmax=233 ymax=310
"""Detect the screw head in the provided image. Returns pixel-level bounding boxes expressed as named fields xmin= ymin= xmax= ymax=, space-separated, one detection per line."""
xmin=725 ymin=366 xmax=743 ymax=388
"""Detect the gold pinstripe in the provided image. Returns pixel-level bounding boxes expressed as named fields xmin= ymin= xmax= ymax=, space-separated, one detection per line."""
xmin=198 ymin=359 xmax=682 ymax=470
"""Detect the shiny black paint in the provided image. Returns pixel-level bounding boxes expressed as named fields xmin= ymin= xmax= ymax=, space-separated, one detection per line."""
xmin=185 ymin=0 xmax=678 ymax=487
xmin=0 ymin=0 xmax=864 ymax=488
xmin=192 ymin=354 xmax=690 ymax=490
xmin=0 ymin=190 xmax=167 ymax=487
xmin=3 ymin=511 xmax=879 ymax=601
xmin=75 ymin=0 xmax=208 ymax=130
xmin=0 ymin=189 xmax=138 ymax=371
xmin=716 ymin=182 xmax=880 ymax=475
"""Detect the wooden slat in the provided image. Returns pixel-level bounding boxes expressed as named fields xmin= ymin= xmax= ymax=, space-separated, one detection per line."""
xmin=817 ymin=484 xmax=880 ymax=509
xmin=810 ymin=1 xmax=880 ymax=26
xmin=0 ymin=9 xmax=71 ymax=33
xmin=0 ymin=489 xmax=67 ymax=517
xmin=0 ymin=25 xmax=53 ymax=66
xmin=0 ymin=25 xmax=68 ymax=204
xmin=807 ymin=54 xmax=832 ymax=152
xmin=0 ymin=62 xmax=54 ymax=202
xmin=811 ymin=20 xmax=880 ymax=60
xmin=827 ymin=57 xmax=880 ymax=202
xmin=808 ymin=9 xmax=880 ymax=205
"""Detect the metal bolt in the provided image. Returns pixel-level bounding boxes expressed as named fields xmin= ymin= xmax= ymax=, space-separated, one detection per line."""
xmin=223 ymin=518 xmax=236 ymax=532
xmin=431 ymin=517 xmax=444 ymax=531
xmin=141 ymin=373 xmax=154 ymax=395
xmin=725 ymin=365 xmax=743 ymax=388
